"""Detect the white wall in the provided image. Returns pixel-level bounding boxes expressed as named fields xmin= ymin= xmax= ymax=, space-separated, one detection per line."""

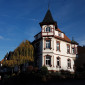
xmin=42 ymin=53 xmax=75 ymax=72
xmin=41 ymin=37 xmax=77 ymax=72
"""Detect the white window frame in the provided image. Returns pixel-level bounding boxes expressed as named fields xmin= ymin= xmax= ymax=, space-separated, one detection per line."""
xmin=57 ymin=42 xmax=60 ymax=51
xmin=58 ymin=32 xmax=61 ymax=37
xmin=46 ymin=27 xmax=51 ymax=32
xmin=57 ymin=57 xmax=60 ymax=67
xmin=46 ymin=56 xmax=51 ymax=66
xmin=46 ymin=40 xmax=51 ymax=49
xmin=67 ymin=45 xmax=70 ymax=54
xmin=67 ymin=59 xmax=71 ymax=68
xmin=72 ymin=48 xmax=75 ymax=54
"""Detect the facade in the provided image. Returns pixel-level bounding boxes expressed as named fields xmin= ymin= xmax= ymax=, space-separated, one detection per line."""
xmin=33 ymin=9 xmax=78 ymax=72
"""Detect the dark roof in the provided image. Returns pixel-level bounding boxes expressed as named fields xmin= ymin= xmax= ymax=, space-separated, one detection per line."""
xmin=39 ymin=9 xmax=57 ymax=27
xmin=43 ymin=9 xmax=55 ymax=23
xmin=71 ymin=39 xmax=78 ymax=45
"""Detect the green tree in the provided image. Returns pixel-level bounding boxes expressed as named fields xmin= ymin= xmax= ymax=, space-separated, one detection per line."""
xmin=3 ymin=40 xmax=34 ymax=67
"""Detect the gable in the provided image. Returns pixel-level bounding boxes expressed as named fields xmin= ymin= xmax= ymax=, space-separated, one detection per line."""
xmin=55 ymin=28 xmax=71 ymax=43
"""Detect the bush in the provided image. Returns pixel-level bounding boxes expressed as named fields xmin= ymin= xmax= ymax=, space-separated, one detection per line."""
xmin=48 ymin=72 xmax=62 ymax=81
xmin=60 ymin=70 xmax=71 ymax=78
xmin=27 ymin=65 xmax=33 ymax=73
xmin=40 ymin=66 xmax=48 ymax=75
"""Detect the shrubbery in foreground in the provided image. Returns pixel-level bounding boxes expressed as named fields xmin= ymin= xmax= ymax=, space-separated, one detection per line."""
xmin=1 ymin=66 xmax=77 ymax=85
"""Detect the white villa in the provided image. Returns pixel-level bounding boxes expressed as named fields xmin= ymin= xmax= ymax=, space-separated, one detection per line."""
xmin=33 ymin=9 xmax=78 ymax=72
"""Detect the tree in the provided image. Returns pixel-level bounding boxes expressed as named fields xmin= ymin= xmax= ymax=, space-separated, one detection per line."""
xmin=3 ymin=40 xmax=34 ymax=67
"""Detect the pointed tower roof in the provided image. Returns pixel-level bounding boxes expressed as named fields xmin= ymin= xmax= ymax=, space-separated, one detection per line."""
xmin=71 ymin=37 xmax=78 ymax=44
xmin=43 ymin=9 xmax=55 ymax=23
xmin=39 ymin=9 xmax=57 ymax=28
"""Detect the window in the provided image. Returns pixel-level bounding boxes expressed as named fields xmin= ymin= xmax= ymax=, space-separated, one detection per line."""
xmin=72 ymin=48 xmax=75 ymax=54
xmin=58 ymin=32 xmax=61 ymax=37
xmin=67 ymin=59 xmax=71 ymax=68
xmin=72 ymin=47 xmax=77 ymax=54
xmin=46 ymin=40 xmax=51 ymax=49
xmin=46 ymin=27 xmax=51 ymax=32
xmin=57 ymin=57 xmax=60 ymax=67
xmin=56 ymin=41 xmax=60 ymax=51
xmin=46 ymin=56 xmax=51 ymax=66
xmin=67 ymin=45 xmax=70 ymax=54
xmin=75 ymin=47 xmax=77 ymax=54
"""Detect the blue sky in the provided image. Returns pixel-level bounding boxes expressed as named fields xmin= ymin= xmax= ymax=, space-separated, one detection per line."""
xmin=0 ymin=0 xmax=85 ymax=60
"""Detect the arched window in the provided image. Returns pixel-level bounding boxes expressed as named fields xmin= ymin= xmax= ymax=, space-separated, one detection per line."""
xmin=57 ymin=57 xmax=61 ymax=67
xmin=67 ymin=59 xmax=71 ymax=68
xmin=46 ymin=27 xmax=51 ymax=32
xmin=46 ymin=55 xmax=51 ymax=66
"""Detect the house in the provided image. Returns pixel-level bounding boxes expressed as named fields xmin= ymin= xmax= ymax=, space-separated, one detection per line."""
xmin=75 ymin=46 xmax=85 ymax=69
xmin=0 ymin=59 xmax=4 ymax=67
xmin=0 ymin=59 xmax=11 ymax=73
xmin=33 ymin=9 xmax=78 ymax=72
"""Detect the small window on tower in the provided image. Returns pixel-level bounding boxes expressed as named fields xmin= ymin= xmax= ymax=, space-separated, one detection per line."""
xmin=46 ymin=27 xmax=51 ymax=32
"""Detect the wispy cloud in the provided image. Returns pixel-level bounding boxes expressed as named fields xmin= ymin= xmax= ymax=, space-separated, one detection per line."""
xmin=80 ymin=40 xmax=85 ymax=46
xmin=0 ymin=36 xmax=4 ymax=40
xmin=0 ymin=35 xmax=10 ymax=41
xmin=17 ymin=17 xmax=39 ymax=22
xmin=28 ymin=18 xmax=39 ymax=21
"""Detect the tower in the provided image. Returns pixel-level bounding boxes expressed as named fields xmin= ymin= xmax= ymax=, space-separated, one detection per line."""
xmin=39 ymin=9 xmax=58 ymax=37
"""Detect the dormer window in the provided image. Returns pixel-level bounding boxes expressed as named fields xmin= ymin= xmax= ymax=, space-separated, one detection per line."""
xmin=46 ymin=27 xmax=51 ymax=32
xmin=58 ymin=32 xmax=61 ymax=37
